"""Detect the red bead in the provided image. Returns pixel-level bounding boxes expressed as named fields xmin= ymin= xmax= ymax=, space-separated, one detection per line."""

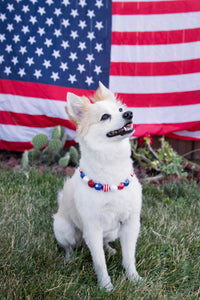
xmin=118 ymin=182 xmax=125 ymax=190
xmin=88 ymin=180 xmax=95 ymax=188
xmin=131 ymin=172 xmax=134 ymax=177
xmin=103 ymin=184 xmax=110 ymax=192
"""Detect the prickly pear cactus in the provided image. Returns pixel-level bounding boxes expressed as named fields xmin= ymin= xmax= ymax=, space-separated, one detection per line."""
xmin=28 ymin=149 xmax=40 ymax=161
xmin=51 ymin=126 xmax=64 ymax=140
xmin=45 ymin=139 xmax=62 ymax=153
xmin=61 ymin=133 xmax=67 ymax=147
xmin=69 ymin=146 xmax=79 ymax=165
xmin=21 ymin=150 xmax=29 ymax=169
xmin=32 ymin=133 xmax=48 ymax=150
xmin=59 ymin=152 xmax=70 ymax=167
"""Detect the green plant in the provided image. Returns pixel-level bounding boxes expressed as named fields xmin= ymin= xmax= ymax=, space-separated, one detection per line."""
xmin=21 ymin=126 xmax=80 ymax=169
xmin=131 ymin=136 xmax=188 ymax=178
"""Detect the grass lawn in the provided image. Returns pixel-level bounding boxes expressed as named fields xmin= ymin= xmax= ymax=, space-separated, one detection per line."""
xmin=0 ymin=169 xmax=200 ymax=299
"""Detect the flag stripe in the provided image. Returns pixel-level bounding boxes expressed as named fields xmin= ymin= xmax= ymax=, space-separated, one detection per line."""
xmin=112 ymin=1 xmax=200 ymax=15
xmin=111 ymin=42 xmax=200 ymax=62
xmin=112 ymin=28 xmax=200 ymax=45
xmin=166 ymin=130 xmax=200 ymax=140
xmin=110 ymin=59 xmax=200 ymax=76
xmin=118 ymin=91 xmax=200 ymax=107
xmin=112 ymin=12 xmax=200 ymax=31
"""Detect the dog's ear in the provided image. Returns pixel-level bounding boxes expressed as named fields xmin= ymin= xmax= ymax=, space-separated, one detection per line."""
xmin=65 ymin=93 xmax=90 ymax=126
xmin=93 ymin=81 xmax=115 ymax=102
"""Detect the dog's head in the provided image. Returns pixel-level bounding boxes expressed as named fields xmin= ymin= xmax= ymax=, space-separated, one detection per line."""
xmin=66 ymin=82 xmax=134 ymax=145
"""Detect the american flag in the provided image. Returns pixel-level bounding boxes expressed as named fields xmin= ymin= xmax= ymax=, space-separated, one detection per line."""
xmin=0 ymin=0 xmax=200 ymax=151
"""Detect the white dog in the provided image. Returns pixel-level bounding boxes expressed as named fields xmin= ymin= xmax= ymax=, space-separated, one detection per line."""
xmin=53 ymin=82 xmax=142 ymax=291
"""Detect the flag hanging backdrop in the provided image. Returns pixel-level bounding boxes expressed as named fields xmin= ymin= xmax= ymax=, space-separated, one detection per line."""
xmin=0 ymin=0 xmax=200 ymax=151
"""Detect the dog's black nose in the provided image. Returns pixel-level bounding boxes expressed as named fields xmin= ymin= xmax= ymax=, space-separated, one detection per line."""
xmin=122 ymin=111 xmax=133 ymax=120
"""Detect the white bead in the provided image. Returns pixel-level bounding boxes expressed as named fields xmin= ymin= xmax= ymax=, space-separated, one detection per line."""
xmin=110 ymin=184 xmax=118 ymax=192
xmin=83 ymin=176 xmax=89 ymax=183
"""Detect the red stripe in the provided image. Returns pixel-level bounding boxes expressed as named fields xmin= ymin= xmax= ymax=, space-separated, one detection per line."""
xmin=112 ymin=1 xmax=200 ymax=15
xmin=112 ymin=28 xmax=200 ymax=45
xmin=110 ymin=59 xmax=200 ymax=76
xmin=118 ymin=90 xmax=200 ymax=107
xmin=0 ymin=79 xmax=95 ymax=101
xmin=0 ymin=110 xmax=76 ymax=129
xmin=133 ymin=121 xmax=200 ymax=137
xmin=0 ymin=140 xmax=76 ymax=152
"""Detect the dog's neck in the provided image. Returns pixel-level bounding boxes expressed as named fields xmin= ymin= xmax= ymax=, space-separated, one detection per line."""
xmin=78 ymin=138 xmax=133 ymax=183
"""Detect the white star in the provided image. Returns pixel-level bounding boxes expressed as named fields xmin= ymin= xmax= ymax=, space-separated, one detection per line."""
xmin=52 ymin=50 xmax=60 ymax=59
xmin=0 ymin=13 xmax=7 ymax=22
xmin=38 ymin=27 xmax=45 ymax=36
xmin=22 ymin=26 xmax=30 ymax=34
xmin=94 ymin=65 xmax=102 ymax=75
xmin=14 ymin=15 xmax=22 ymax=23
xmin=68 ymin=74 xmax=77 ymax=84
xmin=79 ymin=0 xmax=87 ymax=7
xmin=0 ymin=34 xmax=6 ymax=42
xmin=95 ymin=43 xmax=103 ymax=52
xmin=38 ymin=7 xmax=46 ymax=15
xmin=7 ymin=4 xmax=14 ymax=12
xmin=22 ymin=5 xmax=29 ymax=13
xmin=51 ymin=72 xmax=60 ymax=81
xmin=28 ymin=36 xmax=36 ymax=45
xmin=12 ymin=57 xmax=18 ymax=65
xmin=34 ymin=69 xmax=42 ymax=79
xmin=60 ymin=62 xmax=68 ymax=71
xmin=18 ymin=68 xmax=26 ymax=77
xmin=35 ymin=48 xmax=44 ymax=56
xmin=87 ymin=10 xmax=95 ymax=18
xmin=95 ymin=0 xmax=103 ymax=9
xmin=54 ymin=8 xmax=62 ymax=17
xmin=62 ymin=0 xmax=70 ymax=6
xmin=62 ymin=19 xmax=70 ymax=28
xmin=43 ymin=59 xmax=51 ymax=69
xmin=61 ymin=40 xmax=69 ymax=49
xmin=5 ymin=45 xmax=13 ymax=53
xmin=70 ymin=9 xmax=79 ymax=18
xmin=0 ymin=55 xmax=4 ymax=64
xmin=86 ymin=54 xmax=94 ymax=63
xmin=30 ymin=16 xmax=37 ymax=25
xmin=26 ymin=57 xmax=34 ymax=66
xmin=85 ymin=76 xmax=94 ymax=86
xmin=44 ymin=38 xmax=52 ymax=47
xmin=46 ymin=0 xmax=53 ymax=5
xmin=19 ymin=46 xmax=27 ymax=55
xmin=30 ymin=0 xmax=37 ymax=4
xmin=70 ymin=31 xmax=78 ymax=40
xmin=7 ymin=24 xmax=14 ymax=32
xmin=4 ymin=66 xmax=12 ymax=76
xmin=78 ymin=42 xmax=86 ymax=51
xmin=78 ymin=20 xmax=87 ymax=30
xmin=69 ymin=52 xmax=77 ymax=62
xmin=77 ymin=64 xmax=85 ymax=73
xmin=13 ymin=35 xmax=20 ymax=43
xmin=87 ymin=32 xmax=95 ymax=41
xmin=95 ymin=21 xmax=103 ymax=30
xmin=54 ymin=29 xmax=61 ymax=38
xmin=46 ymin=18 xmax=53 ymax=26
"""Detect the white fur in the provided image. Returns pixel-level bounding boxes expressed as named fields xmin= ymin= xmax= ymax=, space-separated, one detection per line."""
xmin=53 ymin=83 xmax=142 ymax=291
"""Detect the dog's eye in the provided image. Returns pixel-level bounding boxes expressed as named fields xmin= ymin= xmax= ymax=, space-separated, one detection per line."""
xmin=101 ymin=114 xmax=111 ymax=121
xmin=119 ymin=108 xmax=123 ymax=112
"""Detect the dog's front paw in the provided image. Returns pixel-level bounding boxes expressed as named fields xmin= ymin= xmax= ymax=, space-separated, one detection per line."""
xmin=99 ymin=279 xmax=114 ymax=292
xmin=126 ymin=271 xmax=143 ymax=283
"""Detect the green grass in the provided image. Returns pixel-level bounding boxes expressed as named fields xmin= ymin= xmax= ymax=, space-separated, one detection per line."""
xmin=0 ymin=169 xmax=200 ymax=299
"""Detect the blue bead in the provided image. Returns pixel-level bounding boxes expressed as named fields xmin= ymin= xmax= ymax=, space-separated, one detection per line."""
xmin=94 ymin=183 xmax=102 ymax=190
xmin=124 ymin=179 xmax=130 ymax=186
xmin=80 ymin=172 xmax=85 ymax=178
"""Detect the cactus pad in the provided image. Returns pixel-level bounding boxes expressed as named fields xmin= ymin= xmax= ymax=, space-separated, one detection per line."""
xmin=59 ymin=153 xmax=70 ymax=167
xmin=32 ymin=133 xmax=48 ymax=150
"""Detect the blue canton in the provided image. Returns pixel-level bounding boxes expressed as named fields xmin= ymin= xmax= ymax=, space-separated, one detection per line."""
xmin=0 ymin=0 xmax=112 ymax=89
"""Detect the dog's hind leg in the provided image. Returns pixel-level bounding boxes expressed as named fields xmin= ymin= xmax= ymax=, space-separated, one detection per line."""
xmin=53 ymin=214 xmax=77 ymax=261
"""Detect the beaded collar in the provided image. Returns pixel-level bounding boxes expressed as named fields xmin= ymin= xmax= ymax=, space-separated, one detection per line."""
xmin=79 ymin=169 xmax=134 ymax=192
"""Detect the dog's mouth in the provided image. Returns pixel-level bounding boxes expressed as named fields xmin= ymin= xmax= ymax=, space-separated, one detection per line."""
xmin=106 ymin=122 xmax=134 ymax=138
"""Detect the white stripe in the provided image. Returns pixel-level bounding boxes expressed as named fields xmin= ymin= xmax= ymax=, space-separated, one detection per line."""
xmin=112 ymin=12 xmax=200 ymax=32
xmin=0 ymin=94 xmax=67 ymax=119
xmin=111 ymin=42 xmax=200 ymax=63
xmin=0 ymin=124 xmax=76 ymax=142
xmin=172 ymin=130 xmax=200 ymax=139
xmin=131 ymin=104 xmax=200 ymax=124
xmin=110 ymin=73 xmax=200 ymax=94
